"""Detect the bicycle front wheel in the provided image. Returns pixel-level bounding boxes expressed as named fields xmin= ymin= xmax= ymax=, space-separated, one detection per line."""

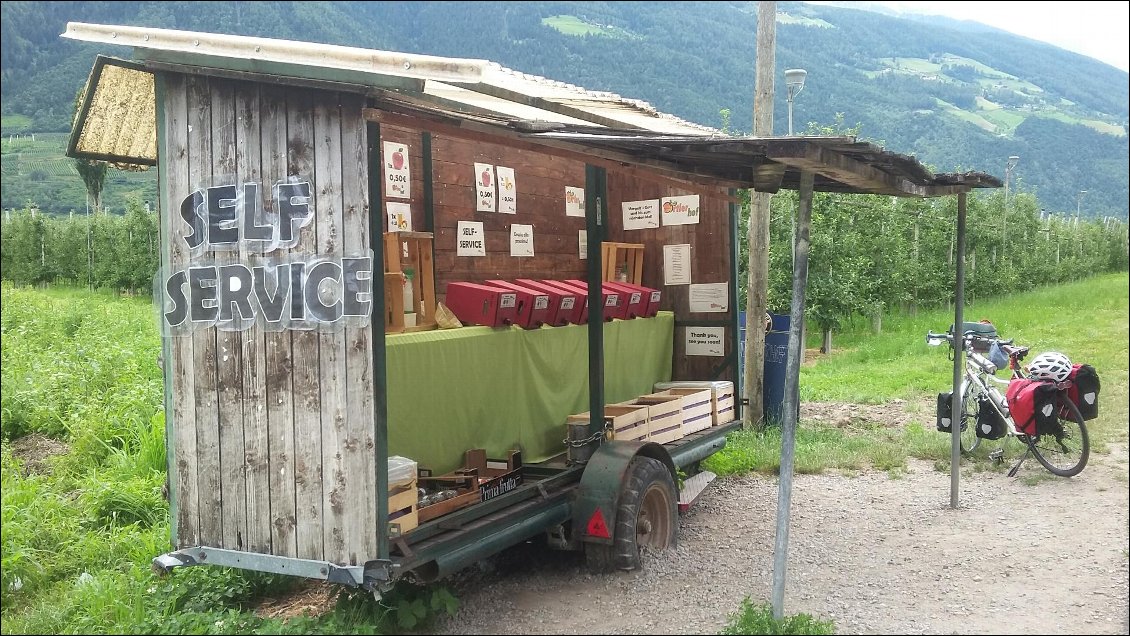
xmin=959 ymin=382 xmax=981 ymax=454
xmin=1025 ymin=395 xmax=1090 ymax=477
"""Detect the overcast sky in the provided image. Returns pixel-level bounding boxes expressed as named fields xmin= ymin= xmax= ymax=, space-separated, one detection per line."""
xmin=805 ymin=1 xmax=1130 ymax=72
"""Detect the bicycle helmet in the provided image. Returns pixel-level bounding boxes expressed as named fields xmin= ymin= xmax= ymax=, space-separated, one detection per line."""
xmin=1027 ymin=351 xmax=1072 ymax=382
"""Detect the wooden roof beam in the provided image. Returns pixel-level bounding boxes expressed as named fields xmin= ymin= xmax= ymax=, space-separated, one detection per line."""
xmin=765 ymin=140 xmax=969 ymax=198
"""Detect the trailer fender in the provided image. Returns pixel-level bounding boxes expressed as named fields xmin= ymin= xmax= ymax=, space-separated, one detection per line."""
xmin=572 ymin=441 xmax=676 ymax=545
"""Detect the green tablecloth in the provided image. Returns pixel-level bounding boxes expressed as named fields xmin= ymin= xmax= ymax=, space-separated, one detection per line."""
xmin=387 ymin=312 xmax=674 ymax=473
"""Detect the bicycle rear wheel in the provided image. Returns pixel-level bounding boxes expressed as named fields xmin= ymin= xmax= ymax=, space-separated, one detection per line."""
xmin=958 ymin=382 xmax=980 ymax=454
xmin=1025 ymin=394 xmax=1089 ymax=477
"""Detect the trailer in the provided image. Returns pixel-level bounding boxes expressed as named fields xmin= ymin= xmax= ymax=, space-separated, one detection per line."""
xmin=63 ymin=23 xmax=999 ymax=594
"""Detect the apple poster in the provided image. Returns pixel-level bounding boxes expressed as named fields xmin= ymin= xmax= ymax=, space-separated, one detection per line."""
xmin=383 ymin=141 xmax=411 ymax=199
xmin=475 ymin=163 xmax=497 ymax=213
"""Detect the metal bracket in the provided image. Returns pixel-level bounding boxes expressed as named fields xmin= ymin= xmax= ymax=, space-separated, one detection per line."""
xmin=151 ymin=546 xmax=373 ymax=587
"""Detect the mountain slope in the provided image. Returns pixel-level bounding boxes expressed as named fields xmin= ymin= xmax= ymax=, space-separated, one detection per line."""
xmin=1 ymin=0 xmax=1126 ymax=218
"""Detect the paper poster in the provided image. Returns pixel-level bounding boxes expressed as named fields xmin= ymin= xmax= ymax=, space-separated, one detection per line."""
xmin=475 ymin=163 xmax=496 ymax=212
xmin=496 ymin=166 xmax=517 ymax=214
xmin=689 ymin=282 xmax=728 ymax=313
xmin=660 ymin=194 xmax=700 ymax=226
xmin=663 ymin=243 xmax=692 ymax=285
xmin=578 ymin=229 xmax=587 ymax=259
xmin=686 ymin=327 xmax=725 ymax=357
xmin=622 ymin=199 xmax=660 ymax=230
xmin=510 ymin=224 xmax=534 ymax=257
xmin=565 ymin=186 xmax=585 ymax=217
xmin=386 ymin=202 xmax=412 ymax=232
xmin=457 ymin=220 xmax=485 ymax=257
xmin=383 ymin=141 xmax=411 ymax=199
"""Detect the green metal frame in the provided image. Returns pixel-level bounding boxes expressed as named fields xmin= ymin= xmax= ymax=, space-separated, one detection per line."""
xmin=366 ymin=119 xmax=391 ymax=564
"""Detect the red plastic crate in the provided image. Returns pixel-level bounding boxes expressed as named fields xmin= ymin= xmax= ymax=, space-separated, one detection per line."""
xmin=485 ymin=280 xmax=552 ymax=329
xmin=444 ymin=282 xmax=519 ymax=327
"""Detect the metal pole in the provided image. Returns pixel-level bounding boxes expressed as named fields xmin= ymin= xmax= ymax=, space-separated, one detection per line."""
xmin=585 ymin=164 xmax=607 ymax=445
xmin=787 ymin=97 xmax=794 ymax=136
xmin=950 ymin=191 xmax=967 ymax=509
xmin=771 ymin=170 xmax=813 ymax=620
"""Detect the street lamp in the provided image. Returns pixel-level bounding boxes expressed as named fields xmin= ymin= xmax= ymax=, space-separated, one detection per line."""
xmin=785 ymin=68 xmax=807 ymax=136
xmin=1076 ymin=190 xmax=1087 ymax=222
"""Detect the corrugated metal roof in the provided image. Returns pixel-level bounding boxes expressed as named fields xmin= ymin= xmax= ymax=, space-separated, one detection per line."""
xmin=62 ymin=22 xmax=1001 ymax=196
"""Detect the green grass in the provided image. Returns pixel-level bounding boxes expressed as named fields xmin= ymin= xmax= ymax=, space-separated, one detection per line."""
xmin=721 ymin=597 xmax=834 ymax=635
xmin=776 ymin=13 xmax=833 ymax=28
xmin=540 ymin=15 xmax=634 ymax=38
xmin=708 ymin=273 xmax=1129 ymax=476
xmin=1 ymin=114 xmax=34 ymax=133
xmin=935 ymin=99 xmax=997 ymax=132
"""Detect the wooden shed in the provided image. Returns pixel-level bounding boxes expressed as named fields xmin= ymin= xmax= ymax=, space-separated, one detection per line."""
xmin=65 ymin=22 xmax=1000 ymax=578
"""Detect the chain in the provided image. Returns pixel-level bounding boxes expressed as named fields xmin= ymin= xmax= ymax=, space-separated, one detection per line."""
xmin=562 ymin=429 xmax=607 ymax=448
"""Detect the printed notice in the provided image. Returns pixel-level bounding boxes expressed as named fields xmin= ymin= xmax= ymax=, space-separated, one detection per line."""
xmin=663 ymin=243 xmax=692 ymax=285
xmin=565 ymin=186 xmax=585 ymax=217
xmin=496 ymin=166 xmax=517 ymax=214
xmin=622 ymin=199 xmax=660 ymax=230
xmin=660 ymin=194 xmax=700 ymax=226
xmin=686 ymin=327 xmax=725 ymax=357
xmin=510 ymin=223 xmax=534 ymax=257
xmin=457 ymin=221 xmax=486 ymax=257
xmin=386 ymin=202 xmax=412 ymax=232
xmin=475 ymin=163 xmax=496 ymax=212
xmin=689 ymin=282 xmax=728 ymax=313
xmin=383 ymin=141 xmax=411 ymax=199
xmin=579 ymin=229 xmax=587 ymax=259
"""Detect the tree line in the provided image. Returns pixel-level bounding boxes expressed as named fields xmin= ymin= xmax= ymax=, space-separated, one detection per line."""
xmin=0 ymin=199 xmax=159 ymax=294
xmin=739 ymin=185 xmax=1129 ymax=350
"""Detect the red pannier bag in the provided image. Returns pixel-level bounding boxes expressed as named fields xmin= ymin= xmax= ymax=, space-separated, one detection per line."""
xmin=1006 ymin=379 xmax=1058 ymax=436
xmin=1065 ymin=364 xmax=1100 ymax=421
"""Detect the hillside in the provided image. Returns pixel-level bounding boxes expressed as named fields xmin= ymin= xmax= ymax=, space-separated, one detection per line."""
xmin=1 ymin=0 xmax=1127 ymax=218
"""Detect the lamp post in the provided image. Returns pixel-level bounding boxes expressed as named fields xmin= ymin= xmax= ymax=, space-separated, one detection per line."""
xmin=784 ymin=68 xmax=807 ymax=136
xmin=1076 ymin=189 xmax=1087 ymax=222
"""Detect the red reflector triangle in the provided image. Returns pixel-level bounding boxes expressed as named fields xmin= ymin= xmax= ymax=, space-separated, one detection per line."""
xmin=586 ymin=508 xmax=611 ymax=539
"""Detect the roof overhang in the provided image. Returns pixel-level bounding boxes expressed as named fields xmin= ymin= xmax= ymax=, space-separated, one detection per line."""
xmin=62 ymin=22 xmax=1002 ymax=196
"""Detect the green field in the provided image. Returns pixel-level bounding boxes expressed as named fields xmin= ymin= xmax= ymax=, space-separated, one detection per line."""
xmin=2 ymin=274 xmax=1127 ymax=632
xmin=540 ymin=15 xmax=634 ymax=38
xmin=0 ymin=132 xmax=157 ymax=215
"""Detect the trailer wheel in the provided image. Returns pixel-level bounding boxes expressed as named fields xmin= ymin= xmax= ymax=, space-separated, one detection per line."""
xmin=585 ymin=456 xmax=678 ymax=572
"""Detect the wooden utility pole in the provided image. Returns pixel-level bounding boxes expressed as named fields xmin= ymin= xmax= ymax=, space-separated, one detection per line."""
xmin=743 ymin=0 xmax=776 ymax=430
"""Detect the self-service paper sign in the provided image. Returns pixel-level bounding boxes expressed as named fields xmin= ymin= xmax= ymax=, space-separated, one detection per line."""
xmin=160 ymin=177 xmax=373 ymax=336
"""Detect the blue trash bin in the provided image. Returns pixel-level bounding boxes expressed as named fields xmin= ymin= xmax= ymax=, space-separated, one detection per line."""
xmin=763 ymin=313 xmax=796 ymax=425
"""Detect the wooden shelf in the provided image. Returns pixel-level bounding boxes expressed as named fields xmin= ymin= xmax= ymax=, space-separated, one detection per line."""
xmin=602 ymin=242 xmax=645 ymax=285
xmin=384 ymin=232 xmax=437 ymax=333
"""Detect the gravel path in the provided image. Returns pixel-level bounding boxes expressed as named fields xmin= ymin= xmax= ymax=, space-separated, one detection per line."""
xmin=434 ymin=443 xmax=1129 ymax=635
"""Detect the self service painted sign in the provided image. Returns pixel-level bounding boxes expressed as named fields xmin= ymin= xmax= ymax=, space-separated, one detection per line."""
xmin=160 ymin=178 xmax=373 ymax=334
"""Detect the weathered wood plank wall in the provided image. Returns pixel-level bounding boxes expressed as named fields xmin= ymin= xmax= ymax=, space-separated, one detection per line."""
xmin=160 ymin=76 xmax=375 ymax=565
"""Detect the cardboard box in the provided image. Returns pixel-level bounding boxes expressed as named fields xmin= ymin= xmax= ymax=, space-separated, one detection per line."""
xmin=485 ymin=279 xmax=552 ymax=329
xmin=563 ymin=279 xmax=623 ymax=321
xmin=652 ymin=387 xmax=713 ymax=435
xmin=513 ymin=278 xmax=571 ymax=326
xmin=654 ymin=381 xmax=735 ymax=426
xmin=602 ymin=281 xmax=647 ymax=319
xmin=567 ymin=404 xmax=650 ymax=442
xmin=623 ymin=394 xmax=684 ymax=444
xmin=538 ymin=279 xmax=588 ymax=324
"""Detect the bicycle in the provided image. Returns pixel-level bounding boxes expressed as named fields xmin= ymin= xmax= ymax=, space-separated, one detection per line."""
xmin=926 ymin=329 xmax=1090 ymax=477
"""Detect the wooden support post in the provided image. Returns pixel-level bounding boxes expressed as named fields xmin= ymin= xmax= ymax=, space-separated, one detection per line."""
xmin=745 ymin=0 xmax=776 ymax=431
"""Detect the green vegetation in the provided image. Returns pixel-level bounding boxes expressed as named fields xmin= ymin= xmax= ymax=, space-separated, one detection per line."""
xmin=708 ymin=273 xmax=1129 ymax=476
xmin=721 ymin=597 xmax=835 ymax=635
xmin=0 ymin=1 xmax=1126 ymax=219
xmin=0 ymin=283 xmax=459 ymax=633
xmin=541 ymin=15 xmax=633 ymax=38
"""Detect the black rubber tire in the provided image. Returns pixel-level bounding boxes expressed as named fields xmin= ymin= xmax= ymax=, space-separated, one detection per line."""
xmin=1025 ymin=394 xmax=1090 ymax=477
xmin=959 ymin=382 xmax=981 ymax=454
xmin=585 ymin=456 xmax=678 ymax=573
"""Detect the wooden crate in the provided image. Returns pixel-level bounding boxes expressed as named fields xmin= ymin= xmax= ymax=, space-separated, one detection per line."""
xmin=416 ymin=473 xmax=480 ymax=523
xmin=601 ymin=242 xmax=645 ymax=285
xmin=566 ymin=404 xmax=650 ymax=442
xmin=654 ymin=381 xmax=736 ymax=426
xmin=651 ymin=388 xmax=713 ymax=435
xmin=383 ymin=231 xmax=437 ymax=332
xmin=387 ymin=475 xmax=419 ymax=537
xmin=623 ymin=394 xmax=684 ymax=444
